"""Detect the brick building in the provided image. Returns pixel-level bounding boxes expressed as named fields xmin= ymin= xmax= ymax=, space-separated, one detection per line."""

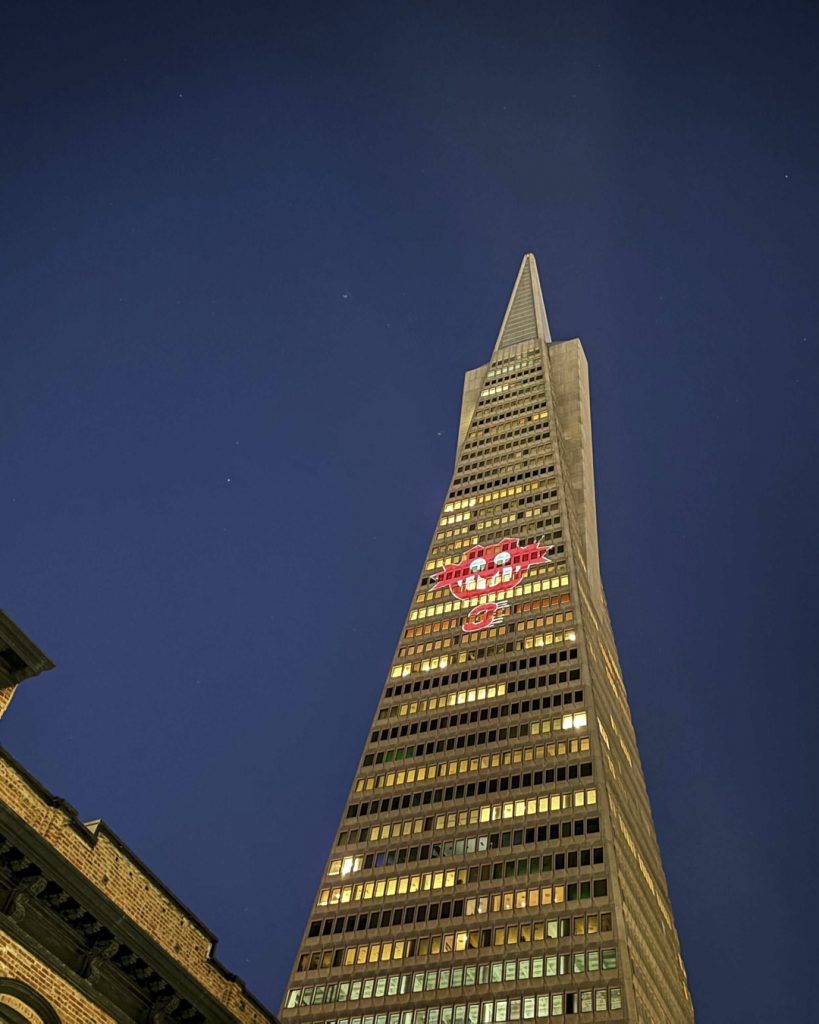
xmin=0 ymin=609 xmax=277 ymax=1024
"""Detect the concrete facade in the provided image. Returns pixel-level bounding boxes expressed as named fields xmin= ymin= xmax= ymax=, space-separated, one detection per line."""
xmin=280 ymin=256 xmax=693 ymax=1023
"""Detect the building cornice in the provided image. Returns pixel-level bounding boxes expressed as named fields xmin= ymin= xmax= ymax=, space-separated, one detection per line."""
xmin=0 ymin=611 xmax=54 ymax=689
xmin=0 ymin=746 xmax=277 ymax=1024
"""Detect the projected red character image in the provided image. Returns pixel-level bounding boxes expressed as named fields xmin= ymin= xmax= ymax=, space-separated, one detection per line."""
xmin=431 ymin=538 xmax=553 ymax=633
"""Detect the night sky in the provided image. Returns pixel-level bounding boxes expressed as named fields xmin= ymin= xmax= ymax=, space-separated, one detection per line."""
xmin=3 ymin=2 xmax=818 ymax=1019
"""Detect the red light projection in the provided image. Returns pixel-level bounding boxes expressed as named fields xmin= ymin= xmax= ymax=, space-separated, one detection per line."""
xmin=461 ymin=601 xmax=507 ymax=633
xmin=431 ymin=538 xmax=553 ymax=633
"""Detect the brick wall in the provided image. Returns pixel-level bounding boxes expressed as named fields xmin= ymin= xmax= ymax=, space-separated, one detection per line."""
xmin=0 ymin=686 xmax=17 ymax=721
xmin=0 ymin=932 xmax=119 ymax=1023
xmin=0 ymin=753 xmax=273 ymax=1024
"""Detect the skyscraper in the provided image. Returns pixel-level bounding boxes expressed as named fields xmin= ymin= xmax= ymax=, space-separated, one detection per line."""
xmin=281 ymin=255 xmax=694 ymax=1023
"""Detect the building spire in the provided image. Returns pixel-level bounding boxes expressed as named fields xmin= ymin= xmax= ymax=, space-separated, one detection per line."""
xmin=493 ymin=253 xmax=552 ymax=352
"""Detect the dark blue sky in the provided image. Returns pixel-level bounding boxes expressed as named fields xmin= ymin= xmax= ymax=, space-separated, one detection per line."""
xmin=3 ymin=1 xmax=817 ymax=1018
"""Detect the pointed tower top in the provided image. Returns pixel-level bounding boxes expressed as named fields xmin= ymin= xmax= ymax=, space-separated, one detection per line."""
xmin=493 ymin=253 xmax=552 ymax=352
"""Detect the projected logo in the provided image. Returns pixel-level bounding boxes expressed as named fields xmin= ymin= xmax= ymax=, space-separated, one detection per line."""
xmin=431 ymin=538 xmax=553 ymax=633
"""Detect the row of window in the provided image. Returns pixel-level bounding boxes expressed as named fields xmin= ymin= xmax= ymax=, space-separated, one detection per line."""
xmin=389 ymin=634 xmax=576 ymax=682
xmin=287 ymin=959 xmax=620 ymax=1012
xmin=462 ymin=425 xmax=552 ymax=448
xmin=482 ymin=361 xmax=542 ymax=382
xmin=395 ymin=629 xmax=576 ymax=669
xmin=441 ymin=481 xmax=552 ymax=520
xmin=464 ymin=416 xmax=549 ymax=440
xmin=459 ymin=443 xmax=552 ymax=475
xmin=455 ymin=489 xmax=551 ymax=528
xmin=467 ymin=413 xmax=548 ymax=440
xmin=335 ymin=815 xmax=597 ymax=864
xmin=414 ymin=564 xmax=566 ymax=608
xmin=457 ymin=433 xmax=551 ymax=464
xmin=485 ymin=354 xmax=543 ymax=378
xmin=346 ymin=761 xmax=593 ymax=822
xmin=362 ymin=712 xmax=581 ymax=774
xmin=434 ymin=514 xmax=556 ymax=554
xmin=382 ymin=689 xmax=579 ymax=740
xmin=461 ymin=424 xmax=551 ymax=453
xmin=470 ymin=400 xmax=547 ymax=430
xmin=448 ymin=464 xmax=555 ymax=501
xmin=479 ymin=363 xmax=542 ymax=394
xmin=405 ymin=614 xmax=462 ymax=637
xmin=479 ymin=360 xmax=542 ymax=383
xmin=308 ymin=894 xmax=610 ymax=940
xmin=327 ymin=845 xmax=603 ymax=893
xmin=485 ymin=359 xmax=542 ymax=378
xmin=381 ymin=667 xmax=580 ymax=715
xmin=399 ymin=593 xmax=565 ymax=638
xmin=428 ymin=535 xmax=563 ymax=567
xmin=475 ymin=381 xmax=544 ymax=410
xmin=472 ymin=397 xmax=544 ymax=421
xmin=370 ymin=685 xmax=582 ymax=750
xmin=456 ymin=443 xmax=554 ymax=477
xmin=456 ymin=455 xmax=555 ymax=490
xmin=462 ymin=418 xmax=549 ymax=452
xmin=481 ymin=357 xmax=542 ymax=379
xmin=314 ymin=882 xmax=609 ymax=941
xmin=451 ymin=462 xmax=556 ymax=495
xmin=512 ymin=614 xmax=571 ymax=634
xmin=318 ymin=868 xmax=607 ymax=910
xmin=484 ymin=364 xmax=542 ymax=382
xmin=336 ymin=812 xmax=600 ymax=852
xmin=410 ymin=585 xmax=569 ymax=630
xmin=403 ymin=609 xmax=572 ymax=650
xmin=298 ymin=917 xmax=616 ymax=973
xmin=467 ymin=515 xmax=558 ymax=542
xmin=456 ymin=452 xmax=552 ymax=487
xmin=434 ymin=506 xmax=555 ymax=548
xmin=370 ymin=700 xmax=585 ymax=750
xmin=397 ymin=612 xmax=574 ymax=663
xmin=354 ymin=737 xmax=591 ymax=795
xmin=466 ymin=412 xmax=550 ymax=442
xmin=376 ymin=696 xmax=581 ymax=753
xmin=297 ymin=989 xmax=623 ymax=1021
xmin=424 ymin=547 xmax=557 ymax=595
xmin=438 ymin=496 xmax=555 ymax=533
xmin=350 ymin=788 xmax=599 ymax=847
xmin=475 ymin=381 xmax=544 ymax=405
xmin=378 ymin=678 xmax=585 ymax=737
xmin=500 ymin=673 xmax=579 ymax=696
xmin=456 ymin=442 xmax=553 ymax=478
xmin=479 ymin=381 xmax=514 ymax=398
xmin=378 ymin=684 xmax=508 ymax=720
xmin=354 ymin=741 xmax=593 ymax=811
xmin=428 ymin=529 xmax=564 ymax=564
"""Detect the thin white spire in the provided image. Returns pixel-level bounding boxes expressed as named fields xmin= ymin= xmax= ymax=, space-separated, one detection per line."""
xmin=493 ymin=253 xmax=552 ymax=352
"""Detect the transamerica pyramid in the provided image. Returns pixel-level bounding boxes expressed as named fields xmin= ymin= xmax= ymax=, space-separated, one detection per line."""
xmin=280 ymin=255 xmax=694 ymax=1022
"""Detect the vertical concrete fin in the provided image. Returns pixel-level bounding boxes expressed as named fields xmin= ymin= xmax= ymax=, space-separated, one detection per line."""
xmin=549 ymin=341 xmax=603 ymax=605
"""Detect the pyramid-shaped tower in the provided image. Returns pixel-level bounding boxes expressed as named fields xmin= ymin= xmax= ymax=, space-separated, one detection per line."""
xmin=281 ymin=255 xmax=694 ymax=1022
